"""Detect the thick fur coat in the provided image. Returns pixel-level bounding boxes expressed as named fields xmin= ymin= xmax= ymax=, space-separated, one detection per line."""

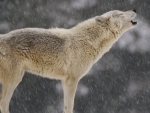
xmin=0 ymin=10 xmax=137 ymax=113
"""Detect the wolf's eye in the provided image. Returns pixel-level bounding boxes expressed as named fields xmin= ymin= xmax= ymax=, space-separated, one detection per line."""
xmin=119 ymin=13 xmax=123 ymax=15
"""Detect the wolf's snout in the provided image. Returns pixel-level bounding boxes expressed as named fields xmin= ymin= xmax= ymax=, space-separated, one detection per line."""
xmin=130 ymin=10 xmax=137 ymax=25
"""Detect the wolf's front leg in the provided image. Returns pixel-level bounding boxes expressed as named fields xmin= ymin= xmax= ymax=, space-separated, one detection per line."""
xmin=62 ymin=76 xmax=79 ymax=113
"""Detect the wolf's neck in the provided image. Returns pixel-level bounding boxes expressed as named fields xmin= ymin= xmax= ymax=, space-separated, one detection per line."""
xmin=76 ymin=25 xmax=120 ymax=61
xmin=71 ymin=22 xmax=121 ymax=61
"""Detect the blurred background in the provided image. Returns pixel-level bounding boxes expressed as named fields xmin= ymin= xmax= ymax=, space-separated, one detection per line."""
xmin=0 ymin=0 xmax=150 ymax=113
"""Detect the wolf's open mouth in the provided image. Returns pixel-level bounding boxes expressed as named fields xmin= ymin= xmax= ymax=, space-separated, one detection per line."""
xmin=131 ymin=20 xmax=137 ymax=25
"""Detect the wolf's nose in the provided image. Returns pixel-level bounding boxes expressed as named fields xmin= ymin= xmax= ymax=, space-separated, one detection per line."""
xmin=133 ymin=9 xmax=136 ymax=13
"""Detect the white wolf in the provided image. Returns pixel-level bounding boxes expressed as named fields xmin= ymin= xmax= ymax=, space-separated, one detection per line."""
xmin=0 ymin=10 xmax=137 ymax=113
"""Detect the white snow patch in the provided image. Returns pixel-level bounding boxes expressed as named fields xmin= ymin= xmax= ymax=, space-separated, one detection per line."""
xmin=0 ymin=22 xmax=10 ymax=32
xmin=76 ymin=84 xmax=89 ymax=96
xmin=71 ymin=0 xmax=97 ymax=9
xmin=56 ymin=82 xmax=63 ymax=93
xmin=127 ymin=81 xmax=140 ymax=97
xmin=129 ymin=0 xmax=136 ymax=3
xmin=129 ymin=109 xmax=136 ymax=113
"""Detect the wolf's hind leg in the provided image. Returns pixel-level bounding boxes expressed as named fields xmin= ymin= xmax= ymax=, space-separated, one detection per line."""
xmin=0 ymin=66 xmax=24 ymax=113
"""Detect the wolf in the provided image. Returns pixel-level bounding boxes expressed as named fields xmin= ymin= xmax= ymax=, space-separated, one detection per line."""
xmin=0 ymin=10 xmax=137 ymax=113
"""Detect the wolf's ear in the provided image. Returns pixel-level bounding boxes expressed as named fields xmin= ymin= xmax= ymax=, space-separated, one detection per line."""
xmin=95 ymin=16 xmax=106 ymax=23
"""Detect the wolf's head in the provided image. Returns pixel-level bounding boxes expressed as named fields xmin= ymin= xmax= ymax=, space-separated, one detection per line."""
xmin=95 ymin=10 xmax=137 ymax=32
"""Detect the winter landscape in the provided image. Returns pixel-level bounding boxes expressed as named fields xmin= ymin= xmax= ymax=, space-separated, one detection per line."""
xmin=0 ymin=0 xmax=150 ymax=113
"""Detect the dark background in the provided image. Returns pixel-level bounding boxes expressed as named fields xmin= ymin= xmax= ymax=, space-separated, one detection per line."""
xmin=0 ymin=0 xmax=150 ymax=113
